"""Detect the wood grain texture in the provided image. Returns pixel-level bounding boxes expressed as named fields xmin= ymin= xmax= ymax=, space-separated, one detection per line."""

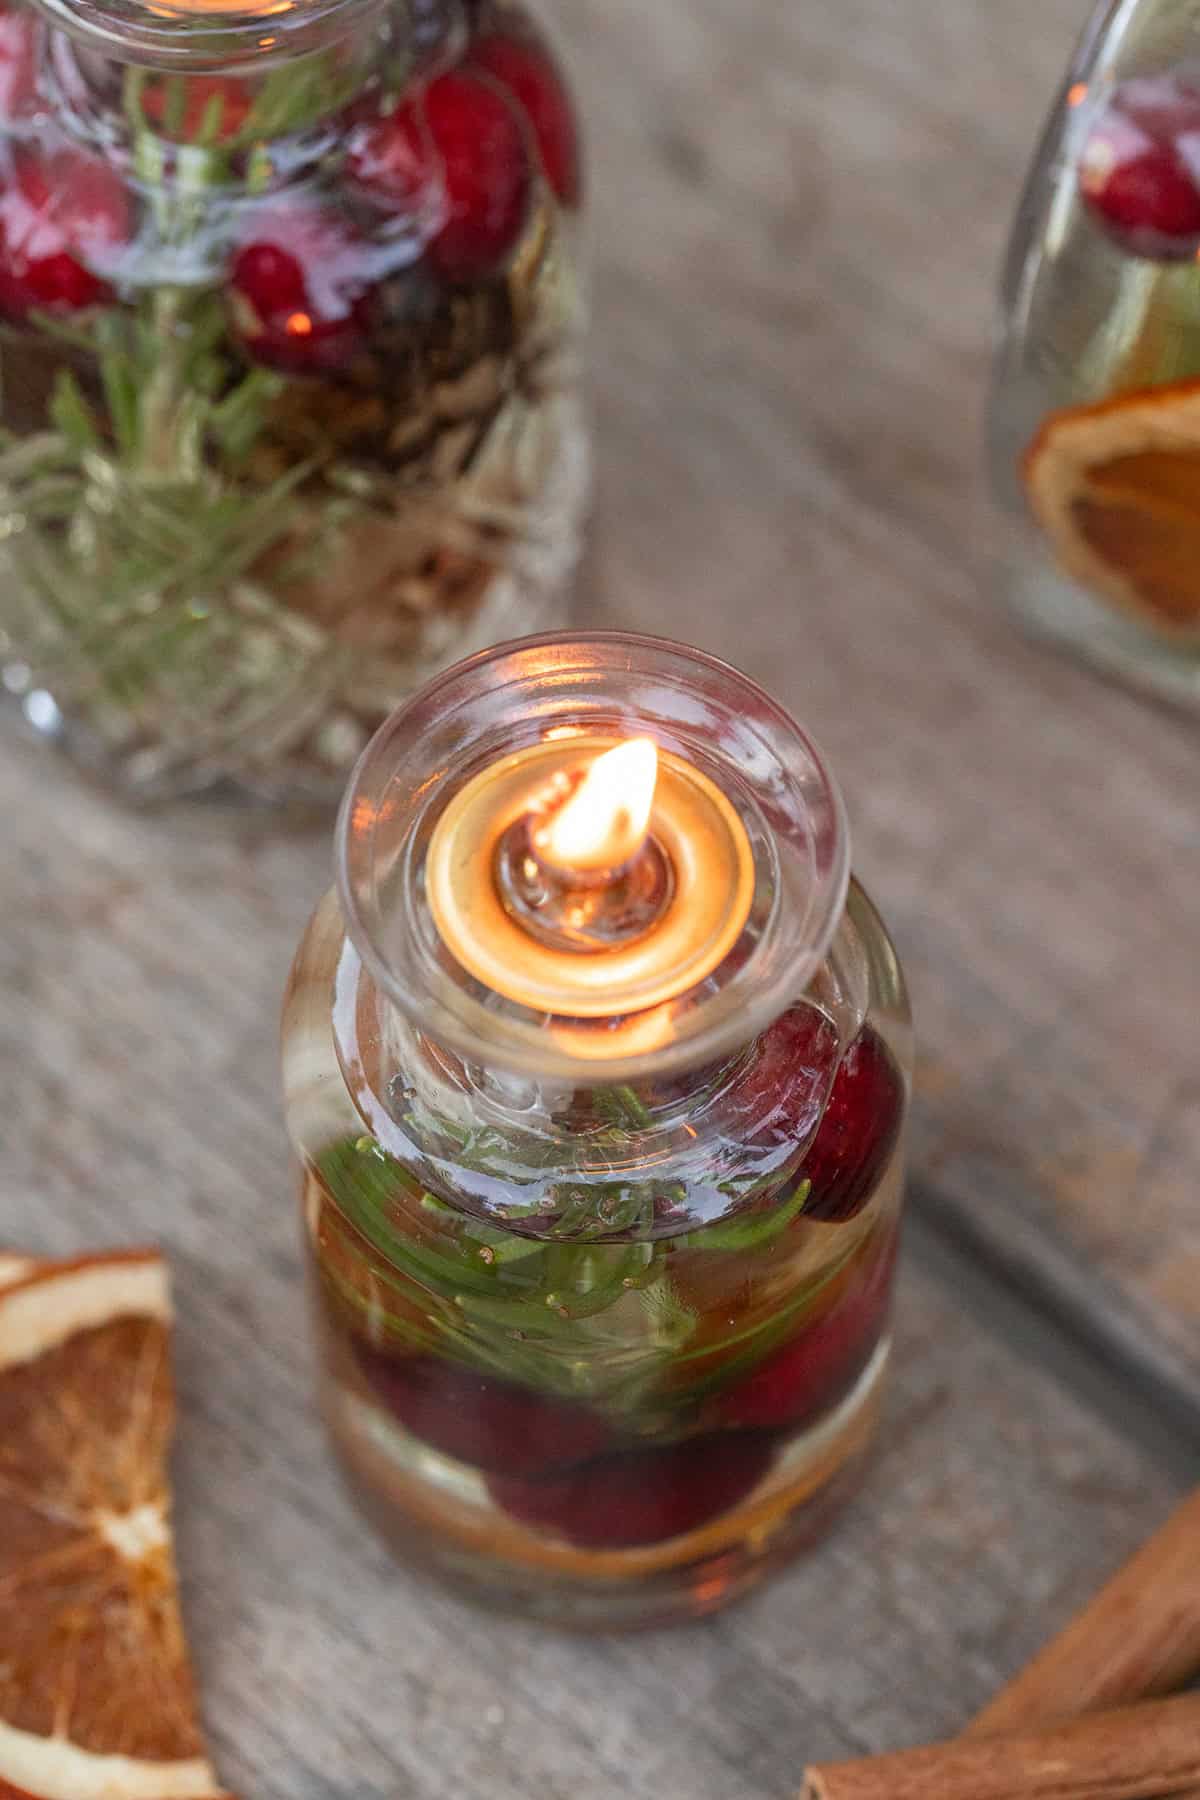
xmin=968 ymin=1485 xmax=1200 ymax=1737
xmin=562 ymin=0 xmax=1200 ymax=1406
xmin=0 ymin=0 xmax=1197 ymax=1791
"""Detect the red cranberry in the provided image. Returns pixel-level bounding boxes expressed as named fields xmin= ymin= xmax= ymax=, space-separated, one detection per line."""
xmin=229 ymin=202 xmax=374 ymax=372
xmin=0 ymin=7 xmax=38 ymax=120
xmin=733 ymin=1002 xmax=842 ymax=1152
xmin=487 ymin=1430 xmax=776 ymax=1548
xmin=347 ymin=68 xmax=531 ymax=281
xmin=0 ymin=145 xmax=128 ymax=320
xmin=796 ymin=1025 xmax=904 ymax=1224
xmin=1079 ymin=73 xmax=1200 ymax=257
xmin=356 ymin=1344 xmax=613 ymax=1478
xmin=469 ymin=31 xmax=581 ymax=206
xmin=716 ymin=1228 xmax=898 ymax=1433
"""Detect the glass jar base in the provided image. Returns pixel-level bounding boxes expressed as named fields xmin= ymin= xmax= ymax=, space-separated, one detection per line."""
xmin=0 ymin=563 xmax=575 ymax=808
xmin=321 ymin=1340 xmax=890 ymax=1632
xmin=1004 ymin=561 xmax=1200 ymax=714
xmin=0 ymin=400 xmax=589 ymax=806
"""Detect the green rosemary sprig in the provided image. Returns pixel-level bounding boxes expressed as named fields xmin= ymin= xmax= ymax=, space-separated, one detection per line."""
xmin=313 ymin=1131 xmax=825 ymax=1413
xmin=677 ymin=1181 xmax=811 ymax=1252
xmin=240 ymin=52 xmax=363 ymax=144
xmin=123 ymin=49 xmax=363 ymax=160
xmin=0 ymin=278 xmax=341 ymax=726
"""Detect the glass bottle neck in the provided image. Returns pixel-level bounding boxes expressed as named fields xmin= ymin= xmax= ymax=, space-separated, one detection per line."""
xmin=336 ymin=632 xmax=853 ymax=1085
xmin=327 ymin=871 xmax=873 ymax=1240
xmin=31 ymin=0 xmax=453 ymax=185
xmin=30 ymin=0 xmax=443 ymax=73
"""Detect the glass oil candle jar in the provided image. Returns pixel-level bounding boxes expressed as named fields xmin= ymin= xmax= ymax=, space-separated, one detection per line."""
xmin=989 ymin=0 xmax=1200 ymax=709
xmin=0 ymin=0 xmax=586 ymax=799
xmin=281 ymin=633 xmax=911 ymax=1628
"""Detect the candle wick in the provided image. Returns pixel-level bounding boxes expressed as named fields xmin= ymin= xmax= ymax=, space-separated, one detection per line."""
xmin=495 ymin=810 xmax=673 ymax=953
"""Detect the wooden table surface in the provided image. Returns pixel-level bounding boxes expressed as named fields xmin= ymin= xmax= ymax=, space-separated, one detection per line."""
xmin=4 ymin=0 xmax=1199 ymax=1795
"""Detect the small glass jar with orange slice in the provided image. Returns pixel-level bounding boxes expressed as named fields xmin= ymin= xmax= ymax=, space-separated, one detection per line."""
xmin=990 ymin=0 xmax=1200 ymax=707
xmin=281 ymin=633 xmax=912 ymax=1628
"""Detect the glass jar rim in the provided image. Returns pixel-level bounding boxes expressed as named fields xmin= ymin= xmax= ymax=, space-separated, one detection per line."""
xmin=335 ymin=631 xmax=852 ymax=1082
xmin=30 ymin=0 xmax=386 ymax=69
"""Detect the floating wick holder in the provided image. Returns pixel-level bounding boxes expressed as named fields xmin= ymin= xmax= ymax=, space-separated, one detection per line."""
xmin=425 ymin=734 xmax=755 ymax=1018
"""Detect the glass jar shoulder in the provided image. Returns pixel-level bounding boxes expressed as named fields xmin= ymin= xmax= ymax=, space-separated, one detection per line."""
xmin=282 ymin=873 xmax=910 ymax=1247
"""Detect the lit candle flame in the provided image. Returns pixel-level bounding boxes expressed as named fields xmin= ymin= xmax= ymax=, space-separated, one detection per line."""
xmin=536 ymin=738 xmax=659 ymax=875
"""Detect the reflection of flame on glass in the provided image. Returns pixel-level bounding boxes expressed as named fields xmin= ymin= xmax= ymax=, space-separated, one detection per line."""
xmin=142 ymin=0 xmax=293 ymax=17
xmin=536 ymin=738 xmax=658 ymax=875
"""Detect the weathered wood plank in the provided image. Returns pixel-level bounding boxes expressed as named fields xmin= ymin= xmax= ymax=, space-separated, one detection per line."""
xmin=563 ymin=0 xmax=1200 ymax=1404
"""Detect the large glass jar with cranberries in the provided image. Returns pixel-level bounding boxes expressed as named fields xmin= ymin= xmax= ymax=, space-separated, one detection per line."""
xmin=282 ymin=634 xmax=912 ymax=1629
xmin=0 ymin=0 xmax=586 ymax=799
xmin=989 ymin=0 xmax=1200 ymax=710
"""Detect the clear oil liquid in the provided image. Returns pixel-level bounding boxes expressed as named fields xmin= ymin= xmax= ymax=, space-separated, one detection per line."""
xmin=282 ymin=886 xmax=910 ymax=1626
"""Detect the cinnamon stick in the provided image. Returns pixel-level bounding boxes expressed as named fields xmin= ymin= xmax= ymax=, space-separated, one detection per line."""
xmin=800 ymin=1691 xmax=1200 ymax=1800
xmin=968 ymin=1487 xmax=1200 ymax=1736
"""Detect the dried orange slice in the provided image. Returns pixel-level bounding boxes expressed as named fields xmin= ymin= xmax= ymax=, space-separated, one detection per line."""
xmin=1023 ymin=378 xmax=1200 ymax=638
xmin=0 ymin=1254 xmax=36 ymax=1290
xmin=0 ymin=1250 xmax=230 ymax=1800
